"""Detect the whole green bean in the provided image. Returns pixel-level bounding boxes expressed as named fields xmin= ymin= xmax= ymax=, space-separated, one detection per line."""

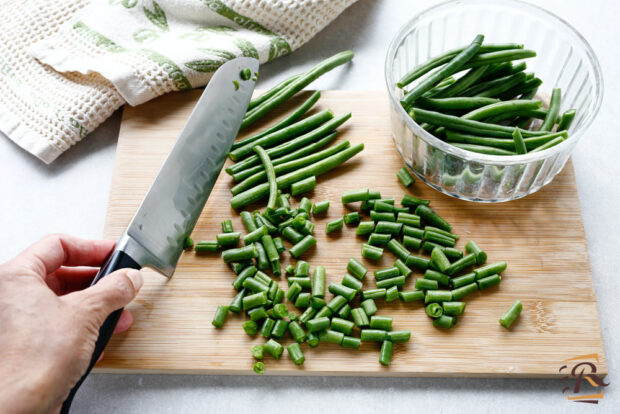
xmin=230 ymin=143 xmax=364 ymax=209
xmin=231 ymin=110 xmax=334 ymax=161
xmin=432 ymin=65 xmax=491 ymax=98
xmin=557 ymin=109 xmax=576 ymax=131
xmin=230 ymin=132 xmax=337 ymax=181
xmin=462 ymin=49 xmax=536 ymax=69
xmin=401 ymin=34 xmax=484 ymax=107
xmin=499 ymin=299 xmax=523 ymax=328
xmin=419 ymin=96 xmax=499 ymax=111
xmin=462 ymin=99 xmax=541 ymax=121
xmin=229 ymin=113 xmax=350 ymax=175
xmin=232 ymin=90 xmax=320 ymax=151
xmin=231 ymin=139 xmax=349 ymax=195
xmin=242 ymin=51 xmax=354 ymax=128
xmin=530 ymin=135 xmax=565 ymax=152
xmin=445 ymin=130 xmax=567 ymax=151
xmin=452 ymin=143 xmax=517 ymax=156
xmin=410 ymin=107 xmax=547 ymax=138
xmin=396 ymin=43 xmax=524 ymax=88
xmin=247 ymin=74 xmax=300 ymax=110
xmin=540 ymin=88 xmax=562 ymax=131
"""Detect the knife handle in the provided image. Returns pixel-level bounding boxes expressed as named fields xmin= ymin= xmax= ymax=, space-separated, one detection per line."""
xmin=60 ymin=249 xmax=141 ymax=414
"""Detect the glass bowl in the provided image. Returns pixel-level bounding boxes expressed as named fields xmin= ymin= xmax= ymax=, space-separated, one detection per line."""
xmin=385 ymin=0 xmax=603 ymax=202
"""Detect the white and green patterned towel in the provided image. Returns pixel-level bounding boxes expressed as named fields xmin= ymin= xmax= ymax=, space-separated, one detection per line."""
xmin=0 ymin=0 xmax=356 ymax=163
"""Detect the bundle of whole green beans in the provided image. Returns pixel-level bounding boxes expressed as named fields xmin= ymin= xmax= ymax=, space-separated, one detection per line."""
xmin=398 ymin=34 xmax=576 ymax=156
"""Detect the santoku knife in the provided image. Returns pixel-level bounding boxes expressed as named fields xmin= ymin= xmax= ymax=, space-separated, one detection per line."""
xmin=61 ymin=56 xmax=258 ymax=413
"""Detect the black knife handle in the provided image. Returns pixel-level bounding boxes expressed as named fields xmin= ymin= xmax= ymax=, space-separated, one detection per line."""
xmin=60 ymin=249 xmax=141 ymax=414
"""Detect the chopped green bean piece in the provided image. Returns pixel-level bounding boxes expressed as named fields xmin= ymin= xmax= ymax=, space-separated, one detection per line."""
xmin=430 ymin=247 xmax=451 ymax=272
xmin=375 ymin=221 xmax=402 ymax=235
xmin=362 ymin=243 xmax=383 ymax=261
xmin=310 ymin=297 xmax=326 ymax=309
xmin=360 ymin=329 xmax=387 ymax=342
xmin=397 ymin=212 xmax=421 ymax=227
xmin=286 ymin=282 xmax=302 ymax=302
xmin=311 ymin=200 xmax=330 ymax=215
xmin=260 ymin=318 xmax=276 ymax=337
xmin=294 ymin=293 xmax=311 ymax=308
xmin=331 ymin=317 xmax=355 ymax=335
xmin=270 ymin=319 xmax=289 ymax=339
xmin=406 ymin=255 xmax=430 ymax=271
xmin=443 ymin=301 xmax=466 ymax=316
xmin=425 ymin=290 xmax=452 ymax=304
xmin=499 ymin=300 xmax=522 ymax=329
xmin=342 ymin=336 xmax=361 ymax=349
xmin=229 ymin=288 xmax=247 ymax=313
xmin=374 ymin=266 xmax=400 ymax=281
xmin=376 ymin=275 xmax=406 ymax=289
xmin=557 ymin=109 xmax=576 ymax=131
xmin=394 ymin=259 xmax=413 ymax=278
xmin=401 ymin=195 xmax=430 ymax=208
xmin=222 ymin=244 xmax=258 ymax=263
xmin=474 ymin=262 xmax=507 ymax=279
xmin=289 ymin=235 xmax=317 ymax=258
xmin=243 ymin=291 xmax=268 ymax=310
xmin=253 ymin=361 xmax=265 ymax=374
xmin=300 ymin=220 xmax=315 ymax=236
xmin=248 ymin=307 xmax=269 ymax=322
xmin=287 ymin=277 xmax=311 ymax=289
xmin=444 ymin=253 xmax=476 ymax=276
xmin=211 ymin=305 xmax=228 ymax=328
xmin=263 ymin=338 xmax=284 ymax=359
xmin=327 ymin=295 xmax=348 ymax=312
xmin=369 ymin=316 xmax=393 ymax=331
xmin=347 ymin=257 xmax=368 ymax=280
xmin=299 ymin=306 xmax=317 ymax=325
xmin=387 ymin=239 xmax=410 ymax=262
xmin=326 ymin=217 xmax=344 ymax=234
xmin=285 ymin=264 xmax=295 ymax=275
xmin=425 ymin=303 xmax=443 ymax=318
xmin=291 ymin=176 xmax=316 ymax=196
xmin=282 ymin=227 xmax=304 ymax=244
xmin=287 ymin=342 xmax=305 ymax=365
xmin=307 ymin=332 xmax=320 ymax=347
xmin=183 ymin=236 xmax=194 ymax=250
xmin=477 ymin=274 xmax=502 ymax=290
xmin=451 ymin=283 xmax=478 ymax=300
xmin=424 ymin=231 xmax=456 ymax=247
xmin=385 ymin=286 xmax=399 ymax=302
xmin=342 ymin=188 xmax=370 ymax=204
xmin=328 ymin=283 xmax=357 ymax=302
xmin=424 ymin=269 xmax=451 ymax=287
xmin=344 ymin=212 xmax=360 ymax=225
xmin=351 ymin=308 xmax=370 ymax=328
xmin=342 ymin=273 xmax=363 ymax=291
xmin=415 ymin=205 xmax=451 ymax=232
xmin=403 ymin=235 xmax=422 ymax=251
xmin=370 ymin=210 xmax=396 ymax=222
xmin=242 ymin=320 xmax=258 ymax=336
xmin=195 ymin=241 xmax=219 ymax=253
xmin=232 ymin=266 xmax=258 ymax=290
xmin=451 ymin=272 xmax=476 ymax=289
xmin=362 ymin=288 xmax=387 ymax=300
xmin=433 ymin=315 xmax=457 ymax=329
xmin=399 ymin=290 xmax=425 ymax=303
xmin=465 ymin=240 xmax=487 ymax=265
xmin=361 ymin=298 xmax=378 ymax=316
xmin=368 ymin=233 xmax=391 ymax=246
xmin=388 ymin=330 xmax=411 ymax=343
xmin=374 ymin=201 xmax=394 ymax=212
xmin=217 ymin=232 xmax=241 ymax=248
xmin=306 ymin=316 xmax=330 ymax=333
xmin=311 ymin=266 xmax=326 ymax=298
xmin=251 ymin=344 xmax=264 ymax=360
xmin=415 ymin=278 xmax=438 ymax=291
xmin=397 ymin=166 xmax=415 ymax=187
xmin=379 ymin=340 xmax=393 ymax=366
xmin=356 ymin=221 xmax=375 ymax=236
xmin=319 ymin=329 xmax=345 ymax=345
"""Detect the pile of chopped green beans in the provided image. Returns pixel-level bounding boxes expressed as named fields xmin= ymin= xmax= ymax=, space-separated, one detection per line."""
xmin=397 ymin=34 xmax=576 ymax=156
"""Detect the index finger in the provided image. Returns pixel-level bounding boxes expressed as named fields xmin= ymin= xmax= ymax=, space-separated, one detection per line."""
xmin=13 ymin=234 xmax=115 ymax=275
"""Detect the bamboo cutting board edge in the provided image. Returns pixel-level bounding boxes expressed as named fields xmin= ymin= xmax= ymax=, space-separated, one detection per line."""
xmin=100 ymin=90 xmax=606 ymax=378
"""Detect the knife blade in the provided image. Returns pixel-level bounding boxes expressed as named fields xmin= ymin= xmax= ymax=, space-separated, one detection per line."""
xmin=61 ymin=56 xmax=258 ymax=413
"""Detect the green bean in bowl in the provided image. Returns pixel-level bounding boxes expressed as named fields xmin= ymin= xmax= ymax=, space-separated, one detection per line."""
xmin=385 ymin=0 xmax=602 ymax=202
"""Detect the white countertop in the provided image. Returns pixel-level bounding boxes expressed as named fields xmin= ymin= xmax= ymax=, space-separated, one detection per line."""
xmin=1 ymin=0 xmax=618 ymax=412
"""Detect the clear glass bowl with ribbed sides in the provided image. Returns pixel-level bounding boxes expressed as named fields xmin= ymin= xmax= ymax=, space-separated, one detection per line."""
xmin=385 ymin=0 xmax=603 ymax=202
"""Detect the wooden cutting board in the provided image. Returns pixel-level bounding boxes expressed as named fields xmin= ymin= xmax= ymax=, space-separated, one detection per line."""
xmin=100 ymin=90 xmax=606 ymax=377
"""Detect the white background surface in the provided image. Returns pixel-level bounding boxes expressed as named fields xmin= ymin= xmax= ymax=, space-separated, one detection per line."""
xmin=1 ymin=0 xmax=618 ymax=412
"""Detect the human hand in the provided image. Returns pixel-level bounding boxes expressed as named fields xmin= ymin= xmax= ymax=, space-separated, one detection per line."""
xmin=0 ymin=234 xmax=143 ymax=414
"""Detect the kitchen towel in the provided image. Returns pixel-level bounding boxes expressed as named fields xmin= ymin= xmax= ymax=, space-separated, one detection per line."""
xmin=0 ymin=0 xmax=357 ymax=164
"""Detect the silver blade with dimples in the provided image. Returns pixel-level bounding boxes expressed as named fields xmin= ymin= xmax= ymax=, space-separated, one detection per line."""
xmin=116 ymin=57 xmax=258 ymax=277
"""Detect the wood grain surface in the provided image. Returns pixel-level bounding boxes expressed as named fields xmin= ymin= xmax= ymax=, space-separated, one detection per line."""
xmin=100 ymin=90 xmax=606 ymax=377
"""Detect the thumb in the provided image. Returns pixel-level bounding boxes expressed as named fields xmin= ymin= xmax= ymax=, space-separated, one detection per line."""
xmin=64 ymin=269 xmax=143 ymax=325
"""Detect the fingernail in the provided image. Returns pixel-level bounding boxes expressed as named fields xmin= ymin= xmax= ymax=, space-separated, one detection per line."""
xmin=127 ymin=269 xmax=143 ymax=291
